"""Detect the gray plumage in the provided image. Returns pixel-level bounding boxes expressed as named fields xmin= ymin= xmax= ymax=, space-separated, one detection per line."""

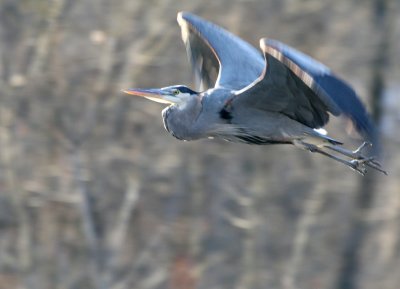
xmin=123 ymin=12 xmax=386 ymax=175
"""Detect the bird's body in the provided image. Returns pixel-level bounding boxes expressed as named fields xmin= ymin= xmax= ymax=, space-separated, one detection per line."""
xmin=123 ymin=12 xmax=386 ymax=175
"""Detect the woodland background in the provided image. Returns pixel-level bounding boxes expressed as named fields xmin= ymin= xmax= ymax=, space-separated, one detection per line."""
xmin=0 ymin=0 xmax=400 ymax=288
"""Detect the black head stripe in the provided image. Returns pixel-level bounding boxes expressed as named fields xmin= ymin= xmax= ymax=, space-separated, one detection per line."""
xmin=175 ymin=85 xmax=197 ymax=95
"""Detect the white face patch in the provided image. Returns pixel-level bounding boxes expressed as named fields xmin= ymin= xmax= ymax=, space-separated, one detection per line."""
xmin=177 ymin=92 xmax=191 ymax=99
xmin=159 ymin=85 xmax=197 ymax=106
xmin=172 ymin=92 xmax=192 ymax=108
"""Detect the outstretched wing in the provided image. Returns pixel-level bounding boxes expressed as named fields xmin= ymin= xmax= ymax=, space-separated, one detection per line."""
xmin=230 ymin=38 xmax=376 ymax=141
xmin=177 ymin=12 xmax=264 ymax=90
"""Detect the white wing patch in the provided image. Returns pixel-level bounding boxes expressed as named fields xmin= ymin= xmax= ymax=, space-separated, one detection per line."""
xmin=314 ymin=128 xmax=328 ymax=135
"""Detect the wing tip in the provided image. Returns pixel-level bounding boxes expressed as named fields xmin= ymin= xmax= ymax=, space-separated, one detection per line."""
xmin=177 ymin=12 xmax=202 ymax=40
xmin=259 ymin=38 xmax=281 ymax=51
xmin=352 ymin=111 xmax=378 ymax=143
xmin=177 ymin=11 xmax=198 ymax=26
xmin=177 ymin=11 xmax=186 ymax=25
xmin=259 ymin=38 xmax=272 ymax=52
xmin=177 ymin=12 xmax=193 ymax=43
xmin=259 ymin=38 xmax=283 ymax=62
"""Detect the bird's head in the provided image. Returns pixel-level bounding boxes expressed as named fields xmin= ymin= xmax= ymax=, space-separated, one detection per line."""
xmin=122 ymin=85 xmax=198 ymax=105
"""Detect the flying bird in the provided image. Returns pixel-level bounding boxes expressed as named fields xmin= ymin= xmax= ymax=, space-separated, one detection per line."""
xmin=123 ymin=12 xmax=386 ymax=175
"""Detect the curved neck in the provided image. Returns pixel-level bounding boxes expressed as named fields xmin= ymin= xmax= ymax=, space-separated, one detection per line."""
xmin=162 ymin=95 xmax=202 ymax=140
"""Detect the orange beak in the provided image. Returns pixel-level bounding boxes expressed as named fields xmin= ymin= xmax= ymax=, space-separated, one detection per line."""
xmin=122 ymin=88 xmax=173 ymax=104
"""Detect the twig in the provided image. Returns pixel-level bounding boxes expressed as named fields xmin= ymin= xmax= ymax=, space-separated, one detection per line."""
xmin=104 ymin=177 xmax=139 ymax=286
xmin=70 ymin=148 xmax=105 ymax=289
xmin=282 ymin=169 xmax=326 ymax=289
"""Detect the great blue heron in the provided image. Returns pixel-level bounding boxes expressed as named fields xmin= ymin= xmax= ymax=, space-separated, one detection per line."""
xmin=123 ymin=12 xmax=386 ymax=175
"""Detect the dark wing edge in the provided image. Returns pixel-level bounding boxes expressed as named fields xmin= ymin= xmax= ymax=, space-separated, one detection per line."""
xmin=260 ymin=38 xmax=378 ymax=143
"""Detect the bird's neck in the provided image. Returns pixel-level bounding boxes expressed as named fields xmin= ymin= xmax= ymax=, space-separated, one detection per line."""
xmin=162 ymin=96 xmax=202 ymax=140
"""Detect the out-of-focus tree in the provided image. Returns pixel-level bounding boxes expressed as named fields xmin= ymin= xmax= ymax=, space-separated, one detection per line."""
xmin=0 ymin=0 xmax=399 ymax=289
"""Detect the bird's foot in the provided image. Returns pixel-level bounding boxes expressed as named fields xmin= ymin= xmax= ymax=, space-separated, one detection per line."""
xmin=348 ymin=159 xmax=368 ymax=176
xmin=327 ymin=142 xmax=387 ymax=176
xmin=351 ymin=142 xmax=387 ymax=175
xmin=348 ymin=157 xmax=380 ymax=176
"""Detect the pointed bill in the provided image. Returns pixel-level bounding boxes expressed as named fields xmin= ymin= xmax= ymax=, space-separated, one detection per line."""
xmin=122 ymin=88 xmax=173 ymax=104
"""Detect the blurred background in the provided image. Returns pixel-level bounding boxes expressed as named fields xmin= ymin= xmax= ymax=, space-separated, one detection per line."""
xmin=0 ymin=0 xmax=399 ymax=288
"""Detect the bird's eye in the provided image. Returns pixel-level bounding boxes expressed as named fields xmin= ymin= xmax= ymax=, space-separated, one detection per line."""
xmin=173 ymin=89 xmax=180 ymax=95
